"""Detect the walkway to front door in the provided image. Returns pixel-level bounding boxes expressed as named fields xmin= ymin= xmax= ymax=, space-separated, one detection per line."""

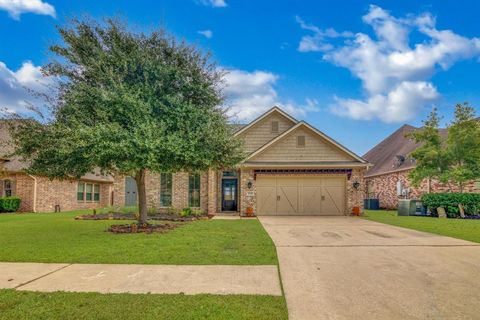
xmin=259 ymin=216 xmax=480 ymax=320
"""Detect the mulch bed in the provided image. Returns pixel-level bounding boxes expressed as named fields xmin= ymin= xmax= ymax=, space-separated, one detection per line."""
xmin=75 ymin=213 xmax=212 ymax=222
xmin=108 ymin=223 xmax=179 ymax=234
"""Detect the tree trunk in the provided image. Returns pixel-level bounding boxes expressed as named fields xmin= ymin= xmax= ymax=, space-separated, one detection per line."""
xmin=135 ymin=169 xmax=148 ymax=224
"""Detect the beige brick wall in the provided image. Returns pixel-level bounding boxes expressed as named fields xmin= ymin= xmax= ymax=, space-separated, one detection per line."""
xmin=113 ymin=171 xmax=211 ymax=213
xmin=1 ymin=173 xmax=112 ymax=213
xmin=365 ymin=169 xmax=478 ymax=210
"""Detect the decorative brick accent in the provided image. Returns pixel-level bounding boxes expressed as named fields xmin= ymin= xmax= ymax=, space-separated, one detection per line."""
xmin=347 ymin=168 xmax=365 ymax=214
xmin=240 ymin=168 xmax=255 ymax=215
xmin=365 ymin=169 xmax=478 ymax=209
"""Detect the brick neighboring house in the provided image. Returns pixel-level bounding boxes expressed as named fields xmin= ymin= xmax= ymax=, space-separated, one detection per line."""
xmin=363 ymin=124 xmax=480 ymax=210
xmin=0 ymin=121 xmax=113 ymax=212
xmin=113 ymin=107 xmax=371 ymax=216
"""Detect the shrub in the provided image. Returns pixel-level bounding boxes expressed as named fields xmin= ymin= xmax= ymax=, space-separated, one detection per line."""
xmin=180 ymin=207 xmax=193 ymax=217
xmin=0 ymin=197 xmax=22 ymax=212
xmin=421 ymin=193 xmax=480 ymax=217
xmin=191 ymin=209 xmax=205 ymax=216
xmin=166 ymin=207 xmax=180 ymax=215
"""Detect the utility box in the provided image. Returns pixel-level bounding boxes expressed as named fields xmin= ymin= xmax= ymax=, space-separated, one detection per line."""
xmin=364 ymin=198 xmax=380 ymax=210
xmin=398 ymin=199 xmax=424 ymax=216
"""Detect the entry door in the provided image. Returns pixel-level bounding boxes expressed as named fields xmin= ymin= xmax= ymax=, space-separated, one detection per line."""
xmin=125 ymin=176 xmax=138 ymax=206
xmin=222 ymin=179 xmax=238 ymax=211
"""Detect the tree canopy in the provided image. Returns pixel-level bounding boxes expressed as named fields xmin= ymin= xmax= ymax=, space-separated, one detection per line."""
xmin=6 ymin=18 xmax=245 ymax=222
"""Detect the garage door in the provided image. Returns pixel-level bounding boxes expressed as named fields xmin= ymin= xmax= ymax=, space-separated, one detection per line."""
xmin=256 ymin=176 xmax=346 ymax=215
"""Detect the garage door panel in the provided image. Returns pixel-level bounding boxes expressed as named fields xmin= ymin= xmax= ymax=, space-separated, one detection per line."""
xmin=298 ymin=186 xmax=321 ymax=215
xmin=257 ymin=186 xmax=276 ymax=215
xmin=277 ymin=185 xmax=298 ymax=215
xmin=322 ymin=185 xmax=345 ymax=215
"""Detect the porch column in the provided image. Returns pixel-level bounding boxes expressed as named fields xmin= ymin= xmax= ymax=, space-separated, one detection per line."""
xmin=207 ymin=169 xmax=217 ymax=214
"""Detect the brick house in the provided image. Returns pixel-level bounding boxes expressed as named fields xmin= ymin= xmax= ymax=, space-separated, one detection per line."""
xmin=0 ymin=121 xmax=113 ymax=212
xmin=363 ymin=124 xmax=480 ymax=210
xmin=113 ymin=107 xmax=371 ymax=216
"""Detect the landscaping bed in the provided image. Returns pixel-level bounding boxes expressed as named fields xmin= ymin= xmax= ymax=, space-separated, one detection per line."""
xmin=75 ymin=212 xmax=212 ymax=222
xmin=108 ymin=222 xmax=179 ymax=234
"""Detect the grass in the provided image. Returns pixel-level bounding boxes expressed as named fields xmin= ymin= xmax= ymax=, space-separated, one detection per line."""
xmin=364 ymin=210 xmax=480 ymax=243
xmin=0 ymin=290 xmax=288 ymax=320
xmin=0 ymin=210 xmax=277 ymax=265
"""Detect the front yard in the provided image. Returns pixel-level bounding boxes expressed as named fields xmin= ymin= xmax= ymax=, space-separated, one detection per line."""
xmin=0 ymin=210 xmax=287 ymax=319
xmin=0 ymin=290 xmax=287 ymax=320
xmin=364 ymin=210 xmax=480 ymax=243
xmin=0 ymin=210 xmax=277 ymax=265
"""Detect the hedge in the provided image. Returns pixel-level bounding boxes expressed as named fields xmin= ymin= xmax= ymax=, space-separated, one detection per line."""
xmin=0 ymin=196 xmax=22 ymax=212
xmin=421 ymin=193 xmax=480 ymax=217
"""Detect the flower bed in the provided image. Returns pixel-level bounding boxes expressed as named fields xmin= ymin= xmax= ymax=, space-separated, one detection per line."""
xmin=108 ymin=223 xmax=179 ymax=234
xmin=75 ymin=213 xmax=212 ymax=222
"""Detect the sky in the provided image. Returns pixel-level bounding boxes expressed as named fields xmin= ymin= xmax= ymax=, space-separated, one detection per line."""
xmin=0 ymin=0 xmax=479 ymax=155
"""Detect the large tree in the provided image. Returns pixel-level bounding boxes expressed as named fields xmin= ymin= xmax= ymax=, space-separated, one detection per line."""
xmin=407 ymin=108 xmax=449 ymax=189
xmin=445 ymin=103 xmax=480 ymax=192
xmin=6 ymin=18 xmax=244 ymax=223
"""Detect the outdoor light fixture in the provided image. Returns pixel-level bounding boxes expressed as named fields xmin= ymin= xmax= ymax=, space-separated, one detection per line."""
xmin=247 ymin=181 xmax=253 ymax=189
xmin=353 ymin=181 xmax=360 ymax=190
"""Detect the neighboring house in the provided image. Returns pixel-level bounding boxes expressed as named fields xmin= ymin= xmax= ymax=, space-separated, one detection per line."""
xmin=0 ymin=121 xmax=113 ymax=212
xmin=113 ymin=107 xmax=370 ymax=215
xmin=363 ymin=124 xmax=480 ymax=209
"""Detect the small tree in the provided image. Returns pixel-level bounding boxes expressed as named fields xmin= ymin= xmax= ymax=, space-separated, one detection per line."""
xmin=445 ymin=103 xmax=480 ymax=192
xmin=5 ymin=18 xmax=244 ymax=224
xmin=407 ymin=108 xmax=449 ymax=188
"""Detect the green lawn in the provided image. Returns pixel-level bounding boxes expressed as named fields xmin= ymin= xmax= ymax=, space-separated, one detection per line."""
xmin=0 ymin=290 xmax=287 ymax=320
xmin=364 ymin=210 xmax=480 ymax=243
xmin=0 ymin=210 xmax=277 ymax=265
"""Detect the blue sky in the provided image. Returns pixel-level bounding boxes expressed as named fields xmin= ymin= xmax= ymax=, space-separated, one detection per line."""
xmin=1 ymin=0 xmax=479 ymax=155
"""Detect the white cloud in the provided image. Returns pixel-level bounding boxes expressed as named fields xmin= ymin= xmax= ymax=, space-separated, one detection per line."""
xmin=0 ymin=0 xmax=55 ymax=20
xmin=296 ymin=16 xmax=353 ymax=52
xmin=223 ymin=69 xmax=318 ymax=121
xmin=198 ymin=30 xmax=213 ymax=39
xmin=197 ymin=0 xmax=227 ymax=8
xmin=297 ymin=5 xmax=480 ymax=122
xmin=0 ymin=61 xmax=53 ymax=113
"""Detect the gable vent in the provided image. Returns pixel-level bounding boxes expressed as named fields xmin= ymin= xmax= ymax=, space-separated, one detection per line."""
xmin=297 ymin=135 xmax=305 ymax=147
xmin=271 ymin=121 xmax=279 ymax=133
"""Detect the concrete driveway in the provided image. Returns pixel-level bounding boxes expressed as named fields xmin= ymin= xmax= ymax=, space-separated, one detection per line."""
xmin=259 ymin=216 xmax=480 ymax=320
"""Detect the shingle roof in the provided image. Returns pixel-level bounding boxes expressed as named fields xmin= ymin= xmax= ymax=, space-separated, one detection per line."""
xmin=363 ymin=124 xmax=448 ymax=178
xmin=0 ymin=121 xmax=113 ymax=182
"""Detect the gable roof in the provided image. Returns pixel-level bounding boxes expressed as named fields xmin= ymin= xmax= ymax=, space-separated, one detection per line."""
xmin=233 ymin=106 xmax=298 ymax=136
xmin=246 ymin=120 xmax=369 ymax=164
xmin=363 ymin=124 xmax=448 ymax=178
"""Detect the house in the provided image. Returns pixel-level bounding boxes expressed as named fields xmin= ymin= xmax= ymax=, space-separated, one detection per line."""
xmin=113 ymin=107 xmax=370 ymax=215
xmin=0 ymin=121 xmax=113 ymax=212
xmin=363 ymin=124 xmax=480 ymax=209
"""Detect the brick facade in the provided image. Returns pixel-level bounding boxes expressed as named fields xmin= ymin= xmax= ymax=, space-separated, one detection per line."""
xmin=0 ymin=173 xmax=112 ymax=212
xmin=365 ymin=169 xmax=479 ymax=209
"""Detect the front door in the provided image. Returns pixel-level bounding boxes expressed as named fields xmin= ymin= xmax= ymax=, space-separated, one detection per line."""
xmin=125 ymin=176 xmax=138 ymax=206
xmin=222 ymin=179 xmax=238 ymax=211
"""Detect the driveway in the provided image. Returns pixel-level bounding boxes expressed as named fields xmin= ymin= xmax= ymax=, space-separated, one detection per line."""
xmin=259 ymin=216 xmax=480 ymax=320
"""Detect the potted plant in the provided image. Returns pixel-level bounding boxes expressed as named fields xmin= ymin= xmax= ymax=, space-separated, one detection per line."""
xmin=246 ymin=206 xmax=254 ymax=217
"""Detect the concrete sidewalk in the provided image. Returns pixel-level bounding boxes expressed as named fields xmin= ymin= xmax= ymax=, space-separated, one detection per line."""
xmin=1 ymin=262 xmax=282 ymax=296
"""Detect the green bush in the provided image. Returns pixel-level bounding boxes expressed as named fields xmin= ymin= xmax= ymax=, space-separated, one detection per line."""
xmin=0 ymin=197 xmax=22 ymax=212
xmin=180 ymin=207 xmax=192 ymax=217
xmin=421 ymin=193 xmax=480 ymax=217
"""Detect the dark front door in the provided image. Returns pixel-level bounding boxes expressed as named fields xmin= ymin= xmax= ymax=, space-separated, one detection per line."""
xmin=222 ymin=179 xmax=238 ymax=211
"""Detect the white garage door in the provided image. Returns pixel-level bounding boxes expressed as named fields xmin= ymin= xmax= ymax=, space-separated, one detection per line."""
xmin=256 ymin=176 xmax=346 ymax=215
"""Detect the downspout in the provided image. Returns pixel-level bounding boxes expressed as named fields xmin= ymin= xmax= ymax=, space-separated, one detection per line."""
xmin=27 ymin=174 xmax=37 ymax=213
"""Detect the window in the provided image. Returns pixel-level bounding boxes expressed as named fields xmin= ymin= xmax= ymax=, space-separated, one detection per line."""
xmin=271 ymin=121 xmax=279 ymax=133
xmin=297 ymin=135 xmax=305 ymax=147
xmin=3 ymin=180 xmax=12 ymax=197
xmin=222 ymin=171 xmax=237 ymax=177
xmin=188 ymin=174 xmax=201 ymax=207
xmin=77 ymin=182 xmax=100 ymax=202
xmin=160 ymin=173 xmax=173 ymax=207
xmin=77 ymin=182 xmax=85 ymax=201
xmin=94 ymin=184 xmax=100 ymax=201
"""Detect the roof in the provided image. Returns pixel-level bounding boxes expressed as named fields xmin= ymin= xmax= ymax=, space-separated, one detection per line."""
xmin=0 ymin=121 xmax=113 ymax=183
xmin=228 ymin=123 xmax=247 ymax=133
xmin=363 ymin=124 xmax=448 ymax=178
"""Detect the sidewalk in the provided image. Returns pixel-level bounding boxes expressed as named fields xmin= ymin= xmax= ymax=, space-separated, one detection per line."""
xmin=0 ymin=262 xmax=282 ymax=296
